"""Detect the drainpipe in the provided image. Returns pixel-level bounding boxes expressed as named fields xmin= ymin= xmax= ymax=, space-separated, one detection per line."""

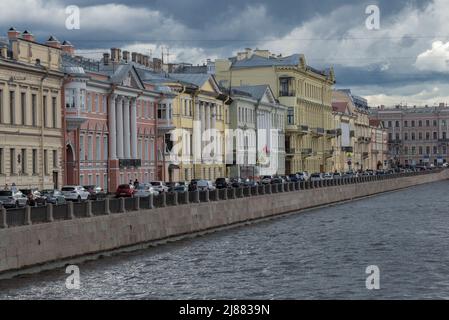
xmin=40 ymin=68 xmax=50 ymax=190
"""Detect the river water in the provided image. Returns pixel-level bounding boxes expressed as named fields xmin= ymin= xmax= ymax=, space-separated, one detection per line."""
xmin=1 ymin=181 xmax=449 ymax=299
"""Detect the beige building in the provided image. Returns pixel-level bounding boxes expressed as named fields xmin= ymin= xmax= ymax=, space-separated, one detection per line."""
xmin=369 ymin=119 xmax=388 ymax=170
xmin=332 ymin=90 xmax=372 ymax=171
xmin=0 ymin=28 xmax=64 ymax=189
xmin=215 ymin=48 xmax=335 ymax=174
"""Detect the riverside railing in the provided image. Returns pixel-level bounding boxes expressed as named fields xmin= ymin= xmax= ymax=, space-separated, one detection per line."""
xmin=0 ymin=169 xmax=444 ymax=229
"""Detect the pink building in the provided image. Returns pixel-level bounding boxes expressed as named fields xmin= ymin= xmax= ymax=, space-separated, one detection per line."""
xmin=61 ymin=47 xmax=162 ymax=192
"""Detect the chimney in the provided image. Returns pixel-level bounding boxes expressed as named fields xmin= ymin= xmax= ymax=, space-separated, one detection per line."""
xmin=110 ymin=48 xmax=121 ymax=62
xmin=103 ymin=53 xmax=110 ymax=65
xmin=22 ymin=30 xmax=35 ymax=42
xmin=132 ymin=52 xmax=138 ymax=63
xmin=61 ymin=40 xmax=75 ymax=55
xmin=46 ymin=36 xmax=61 ymax=49
xmin=7 ymin=27 xmax=20 ymax=41
xmin=143 ymin=55 xmax=149 ymax=67
xmin=122 ymin=50 xmax=130 ymax=62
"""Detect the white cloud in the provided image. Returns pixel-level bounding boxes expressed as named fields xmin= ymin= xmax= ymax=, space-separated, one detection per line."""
xmin=415 ymin=41 xmax=449 ymax=72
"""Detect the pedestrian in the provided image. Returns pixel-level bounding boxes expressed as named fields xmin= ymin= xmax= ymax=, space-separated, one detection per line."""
xmin=11 ymin=183 xmax=17 ymax=193
xmin=4 ymin=184 xmax=9 ymax=191
xmin=134 ymin=179 xmax=139 ymax=188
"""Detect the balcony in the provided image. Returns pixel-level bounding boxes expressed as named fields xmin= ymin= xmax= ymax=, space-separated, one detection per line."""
xmin=388 ymin=139 xmax=402 ymax=144
xmin=324 ymin=149 xmax=334 ymax=158
xmin=299 ymin=125 xmax=309 ymax=135
xmin=119 ymin=159 xmax=142 ymax=169
xmin=365 ymin=137 xmax=372 ymax=144
xmin=362 ymin=152 xmax=369 ymax=159
xmin=311 ymin=127 xmax=325 ymax=137
xmin=341 ymin=146 xmax=354 ymax=152
xmin=300 ymin=148 xmax=313 ymax=157
xmin=438 ymin=138 xmax=449 ymax=143
xmin=285 ymin=148 xmax=296 ymax=157
xmin=65 ymin=108 xmax=88 ymax=131
xmin=157 ymin=118 xmax=175 ymax=132
xmin=326 ymin=129 xmax=340 ymax=138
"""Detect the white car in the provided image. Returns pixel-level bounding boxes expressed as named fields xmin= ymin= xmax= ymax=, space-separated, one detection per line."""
xmin=150 ymin=181 xmax=169 ymax=193
xmin=134 ymin=184 xmax=159 ymax=197
xmin=61 ymin=186 xmax=90 ymax=202
xmin=197 ymin=180 xmax=216 ymax=191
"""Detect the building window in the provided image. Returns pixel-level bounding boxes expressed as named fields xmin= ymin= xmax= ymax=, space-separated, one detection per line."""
xmin=103 ymin=136 xmax=108 ymax=160
xmin=103 ymin=174 xmax=108 ymax=192
xmin=418 ymin=132 xmax=423 ymax=140
xmin=80 ymin=89 xmax=86 ymax=110
xmin=9 ymin=91 xmax=15 ymax=125
xmin=21 ymin=149 xmax=26 ymax=174
xmin=87 ymin=136 xmax=93 ymax=161
xmin=426 ymin=146 xmax=431 ymax=155
xmin=32 ymin=149 xmax=37 ymax=174
xmin=52 ymin=97 xmax=57 ymax=128
xmin=0 ymin=148 xmax=3 ymax=174
xmin=419 ymin=146 xmax=423 ymax=155
xmin=65 ymin=88 xmax=76 ymax=108
xmin=96 ymin=136 xmax=101 ymax=161
xmin=32 ymin=94 xmax=37 ymax=126
xmin=404 ymin=120 xmax=408 ymax=127
xmin=80 ymin=135 xmax=85 ymax=161
xmin=44 ymin=150 xmax=48 ymax=175
xmin=87 ymin=93 xmax=92 ymax=112
xmin=0 ymin=89 xmax=3 ymax=123
xmin=43 ymin=95 xmax=47 ymax=127
xmin=418 ymin=120 xmax=422 ymax=127
xmin=21 ymin=92 xmax=26 ymax=125
xmin=433 ymin=132 xmax=437 ymax=140
xmin=426 ymin=120 xmax=430 ymax=127
xmin=287 ymin=107 xmax=294 ymax=125
xmin=395 ymin=121 xmax=400 ymax=128
xmin=426 ymin=132 xmax=430 ymax=140
xmin=433 ymin=120 xmax=437 ymax=127
xmin=95 ymin=94 xmax=99 ymax=113
xmin=53 ymin=150 xmax=57 ymax=168
xmin=411 ymin=120 xmax=415 ymax=127
xmin=10 ymin=148 xmax=15 ymax=175
xmin=411 ymin=133 xmax=415 ymax=140
xmin=404 ymin=132 xmax=408 ymax=141
xmin=433 ymin=146 xmax=438 ymax=155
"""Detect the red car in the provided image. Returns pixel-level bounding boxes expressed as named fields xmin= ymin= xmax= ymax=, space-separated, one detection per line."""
xmin=115 ymin=184 xmax=135 ymax=198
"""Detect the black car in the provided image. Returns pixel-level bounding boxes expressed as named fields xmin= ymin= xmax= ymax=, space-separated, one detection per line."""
xmin=271 ymin=176 xmax=284 ymax=184
xmin=215 ymin=178 xmax=230 ymax=189
xmin=41 ymin=190 xmax=67 ymax=205
xmin=188 ymin=179 xmax=199 ymax=191
xmin=231 ymin=178 xmax=244 ymax=188
xmin=288 ymin=174 xmax=301 ymax=182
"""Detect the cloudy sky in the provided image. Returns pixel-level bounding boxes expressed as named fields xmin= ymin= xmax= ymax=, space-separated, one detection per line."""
xmin=1 ymin=0 xmax=449 ymax=106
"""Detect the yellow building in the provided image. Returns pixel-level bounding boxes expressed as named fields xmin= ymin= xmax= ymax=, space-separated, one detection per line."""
xmin=332 ymin=90 xmax=372 ymax=171
xmin=138 ymin=71 xmax=230 ymax=181
xmin=0 ymin=28 xmax=64 ymax=190
xmin=215 ymin=48 xmax=335 ymax=174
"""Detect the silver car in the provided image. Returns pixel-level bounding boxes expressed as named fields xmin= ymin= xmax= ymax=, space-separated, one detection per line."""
xmin=134 ymin=184 xmax=159 ymax=197
xmin=0 ymin=190 xmax=28 ymax=209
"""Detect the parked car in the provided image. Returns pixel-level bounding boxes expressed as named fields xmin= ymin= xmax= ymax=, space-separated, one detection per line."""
xmin=150 ymin=181 xmax=169 ymax=193
xmin=271 ymin=176 xmax=285 ymax=184
xmin=166 ymin=182 xmax=180 ymax=193
xmin=333 ymin=172 xmax=343 ymax=179
xmin=20 ymin=189 xmax=47 ymax=206
xmin=197 ymin=180 xmax=216 ymax=191
xmin=134 ymin=184 xmax=159 ymax=197
xmin=0 ymin=190 xmax=28 ymax=208
xmin=231 ymin=178 xmax=244 ymax=188
xmin=243 ymin=179 xmax=258 ymax=187
xmin=61 ymin=186 xmax=90 ymax=202
xmin=288 ymin=174 xmax=301 ymax=182
xmin=323 ymin=173 xmax=334 ymax=180
xmin=41 ymin=190 xmax=67 ymax=205
xmin=83 ymin=185 xmax=106 ymax=200
xmin=260 ymin=175 xmax=273 ymax=185
xmin=296 ymin=172 xmax=309 ymax=181
xmin=173 ymin=185 xmax=189 ymax=193
xmin=115 ymin=184 xmax=136 ymax=198
xmin=215 ymin=177 xmax=230 ymax=189
xmin=310 ymin=173 xmax=323 ymax=182
xmin=188 ymin=179 xmax=200 ymax=191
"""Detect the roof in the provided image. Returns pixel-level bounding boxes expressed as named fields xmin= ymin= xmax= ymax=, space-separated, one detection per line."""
xmin=230 ymin=53 xmax=330 ymax=77
xmin=332 ymin=101 xmax=349 ymax=114
xmin=233 ymin=85 xmax=270 ymax=100
xmin=167 ymin=73 xmax=212 ymax=87
xmin=369 ymin=119 xmax=382 ymax=127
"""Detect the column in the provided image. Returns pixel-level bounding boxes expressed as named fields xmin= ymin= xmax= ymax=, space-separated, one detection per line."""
xmin=205 ymin=103 xmax=211 ymax=141
xmin=116 ymin=96 xmax=124 ymax=159
xmin=131 ymin=98 xmax=138 ymax=159
xmin=200 ymin=102 xmax=205 ymax=151
xmin=108 ymin=94 xmax=117 ymax=160
xmin=123 ymin=97 xmax=131 ymax=159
